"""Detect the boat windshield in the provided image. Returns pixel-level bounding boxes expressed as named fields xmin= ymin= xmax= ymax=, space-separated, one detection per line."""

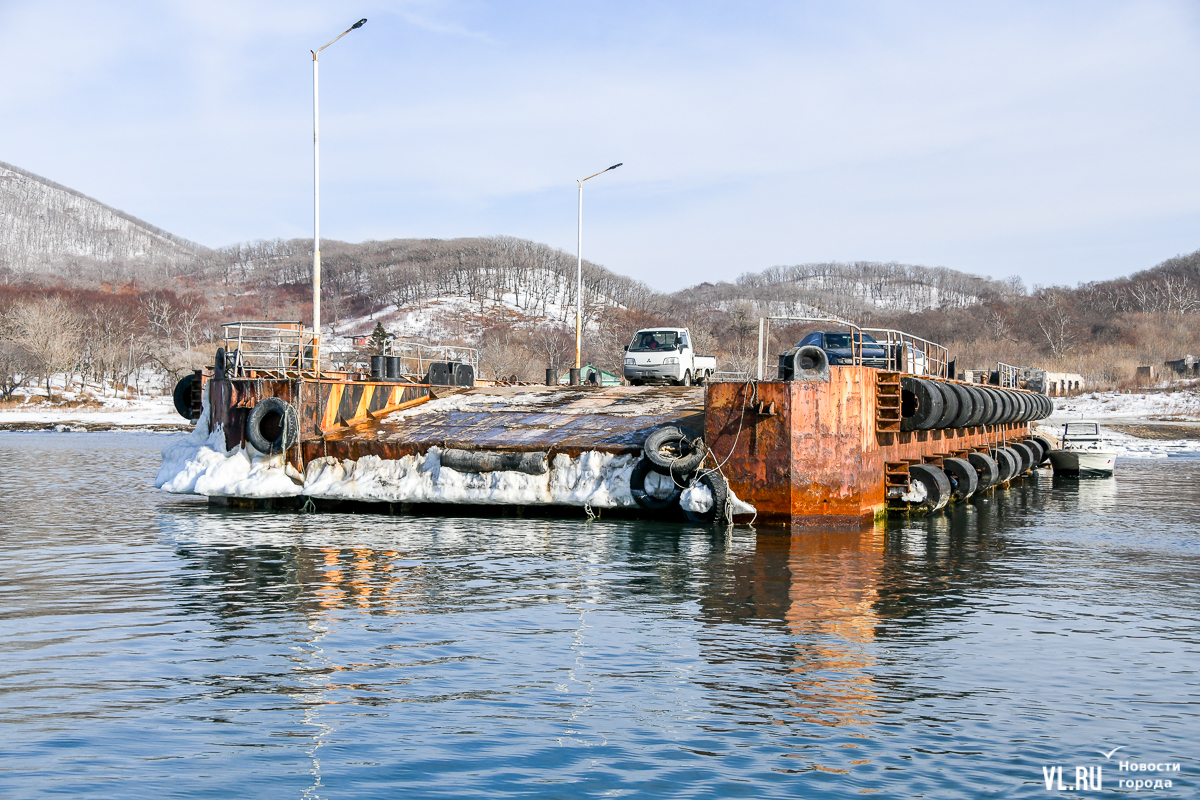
xmin=629 ymin=331 xmax=679 ymax=352
xmin=1062 ymin=422 xmax=1100 ymax=439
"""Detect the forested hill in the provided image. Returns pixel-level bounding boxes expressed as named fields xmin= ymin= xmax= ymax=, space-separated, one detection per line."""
xmin=0 ymin=161 xmax=204 ymax=276
xmin=669 ymin=261 xmax=1022 ymax=319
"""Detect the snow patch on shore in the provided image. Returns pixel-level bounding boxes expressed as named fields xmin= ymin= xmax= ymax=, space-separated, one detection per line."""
xmin=1051 ymin=388 xmax=1200 ymax=420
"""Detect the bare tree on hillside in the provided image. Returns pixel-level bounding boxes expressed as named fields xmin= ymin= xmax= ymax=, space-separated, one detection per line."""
xmin=5 ymin=297 xmax=83 ymax=398
xmin=532 ymin=325 xmax=574 ymax=377
xmin=0 ymin=339 xmax=32 ymax=400
xmin=1035 ymin=292 xmax=1075 ymax=359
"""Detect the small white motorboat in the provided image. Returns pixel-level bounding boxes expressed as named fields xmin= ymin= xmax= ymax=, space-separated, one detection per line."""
xmin=1047 ymin=421 xmax=1116 ymax=478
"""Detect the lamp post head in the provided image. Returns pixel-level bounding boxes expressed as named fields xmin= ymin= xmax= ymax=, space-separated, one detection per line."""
xmin=352 ymin=18 xmax=367 ymax=29
xmin=608 ymin=163 xmax=622 ymax=171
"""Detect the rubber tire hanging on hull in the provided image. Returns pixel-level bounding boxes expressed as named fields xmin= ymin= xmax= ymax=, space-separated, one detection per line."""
xmin=908 ymin=464 xmax=951 ymax=512
xmin=900 ymin=377 xmax=944 ymax=431
xmin=981 ymin=388 xmax=1002 ymax=426
xmin=972 ymin=386 xmax=995 ymax=427
xmin=1022 ymin=438 xmax=1046 ymax=466
xmin=172 ymin=373 xmax=196 ymax=419
xmin=683 ymin=471 xmax=730 ymax=524
xmin=245 ymin=397 xmax=299 ymax=455
xmin=630 ymin=458 xmax=683 ymax=510
xmin=1010 ymin=442 xmax=1034 ymax=475
xmin=932 ymin=382 xmax=960 ymax=429
xmin=948 ymin=383 xmax=976 ymax=429
xmin=1031 ymin=436 xmax=1054 ymax=464
xmin=643 ymin=426 xmax=707 ymax=476
xmin=941 ymin=457 xmax=978 ymax=500
xmin=967 ymin=452 xmax=1000 ymax=489
xmin=991 ymin=447 xmax=1018 ymax=483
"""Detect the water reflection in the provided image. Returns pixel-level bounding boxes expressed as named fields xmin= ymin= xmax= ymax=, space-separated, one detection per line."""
xmin=156 ymin=477 xmax=1060 ymax=740
xmin=7 ymin=433 xmax=1200 ymax=798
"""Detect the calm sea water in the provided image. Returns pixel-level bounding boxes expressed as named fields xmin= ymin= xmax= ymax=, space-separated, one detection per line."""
xmin=1 ymin=433 xmax=1197 ymax=799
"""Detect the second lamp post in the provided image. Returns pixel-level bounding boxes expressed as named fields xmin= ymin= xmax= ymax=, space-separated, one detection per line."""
xmin=573 ymin=162 xmax=622 ymax=384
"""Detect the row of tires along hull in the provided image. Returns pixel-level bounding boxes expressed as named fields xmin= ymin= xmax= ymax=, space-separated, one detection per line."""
xmin=905 ymin=435 xmax=1054 ymax=513
xmin=900 ymin=377 xmax=1053 ymax=432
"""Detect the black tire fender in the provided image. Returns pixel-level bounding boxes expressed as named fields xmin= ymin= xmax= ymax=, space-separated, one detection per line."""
xmin=993 ymin=390 xmax=1009 ymax=424
xmin=1031 ymin=435 xmax=1054 ymax=464
xmin=969 ymin=386 xmax=992 ymax=427
xmin=682 ymin=470 xmax=730 ymax=523
xmin=941 ymin=457 xmax=978 ymax=500
xmin=909 ymin=464 xmax=951 ymax=512
xmin=245 ymin=397 xmax=299 ymax=454
xmin=172 ymin=373 xmax=196 ymax=419
xmin=967 ymin=451 xmax=999 ymax=489
xmin=643 ymin=425 xmax=707 ymax=476
xmin=933 ymin=382 xmax=960 ymax=429
xmin=901 ymin=377 xmax=944 ymax=431
xmin=1010 ymin=442 xmax=1034 ymax=475
xmin=982 ymin=387 xmax=1003 ymax=426
xmin=630 ymin=457 xmax=683 ymax=510
xmin=948 ymin=383 xmax=976 ymax=429
xmin=1022 ymin=438 xmax=1045 ymax=465
xmin=991 ymin=447 xmax=1018 ymax=483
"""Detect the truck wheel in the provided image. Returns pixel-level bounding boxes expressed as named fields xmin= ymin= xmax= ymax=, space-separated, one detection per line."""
xmin=681 ymin=370 xmax=692 ymax=387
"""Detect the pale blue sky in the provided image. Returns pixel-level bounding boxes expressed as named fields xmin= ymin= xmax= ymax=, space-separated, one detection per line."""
xmin=3 ymin=1 xmax=1200 ymax=290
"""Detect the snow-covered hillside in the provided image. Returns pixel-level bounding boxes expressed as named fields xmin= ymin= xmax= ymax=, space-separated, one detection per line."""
xmin=0 ymin=160 xmax=202 ymax=271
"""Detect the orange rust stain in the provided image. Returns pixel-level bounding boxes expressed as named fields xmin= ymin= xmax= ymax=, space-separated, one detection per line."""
xmin=707 ymin=368 xmax=1037 ymax=528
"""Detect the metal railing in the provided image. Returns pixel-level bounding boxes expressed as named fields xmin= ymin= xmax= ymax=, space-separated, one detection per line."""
xmin=997 ymin=362 xmax=1021 ymax=389
xmin=862 ymin=328 xmax=950 ymax=378
xmin=221 ymin=322 xmax=317 ymax=378
xmin=754 ymin=317 xmax=953 ymax=379
xmin=319 ymin=339 xmax=481 ymax=379
xmin=757 ymin=316 xmax=863 ymax=379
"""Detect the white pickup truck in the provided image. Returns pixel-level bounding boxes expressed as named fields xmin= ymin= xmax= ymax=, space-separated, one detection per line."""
xmin=622 ymin=327 xmax=717 ymax=386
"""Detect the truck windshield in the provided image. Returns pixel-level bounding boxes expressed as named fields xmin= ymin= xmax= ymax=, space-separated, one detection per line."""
xmin=823 ymin=332 xmax=878 ymax=349
xmin=629 ymin=331 xmax=679 ymax=352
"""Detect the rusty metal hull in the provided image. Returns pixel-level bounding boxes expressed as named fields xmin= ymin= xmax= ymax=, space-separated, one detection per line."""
xmin=705 ymin=368 xmax=1036 ymax=528
xmin=208 ymin=369 xmax=1041 ymax=528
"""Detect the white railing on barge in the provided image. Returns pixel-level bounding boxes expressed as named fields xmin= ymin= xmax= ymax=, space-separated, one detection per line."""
xmin=222 ymin=321 xmax=317 ymax=378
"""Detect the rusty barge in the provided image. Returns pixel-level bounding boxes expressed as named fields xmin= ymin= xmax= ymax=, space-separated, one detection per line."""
xmin=162 ymin=321 xmax=1054 ymax=529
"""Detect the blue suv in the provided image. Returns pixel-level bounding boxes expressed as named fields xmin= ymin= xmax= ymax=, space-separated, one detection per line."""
xmin=796 ymin=331 xmax=889 ymax=368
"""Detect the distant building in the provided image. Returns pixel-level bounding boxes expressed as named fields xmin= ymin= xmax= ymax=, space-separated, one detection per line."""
xmin=1164 ymin=355 xmax=1199 ymax=376
xmin=1045 ymin=372 xmax=1085 ymax=396
xmin=558 ymin=366 xmax=621 ymax=386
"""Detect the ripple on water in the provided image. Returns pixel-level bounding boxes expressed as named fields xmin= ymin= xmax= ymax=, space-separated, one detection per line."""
xmin=0 ymin=432 xmax=1197 ymax=798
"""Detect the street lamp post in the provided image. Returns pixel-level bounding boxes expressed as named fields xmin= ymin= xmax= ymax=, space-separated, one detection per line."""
xmin=311 ymin=18 xmax=366 ymax=371
xmin=574 ymin=163 xmax=622 ymax=383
